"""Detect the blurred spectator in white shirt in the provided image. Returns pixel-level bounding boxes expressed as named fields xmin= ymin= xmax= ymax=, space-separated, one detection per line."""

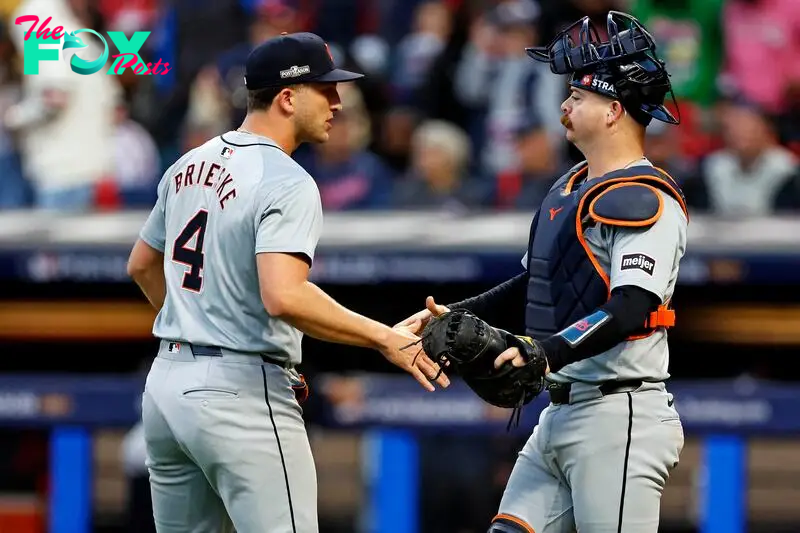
xmin=695 ymin=98 xmax=800 ymax=216
xmin=4 ymin=0 xmax=120 ymax=211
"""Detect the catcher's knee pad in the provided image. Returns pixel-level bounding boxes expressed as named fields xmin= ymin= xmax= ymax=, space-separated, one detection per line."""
xmin=488 ymin=514 xmax=534 ymax=533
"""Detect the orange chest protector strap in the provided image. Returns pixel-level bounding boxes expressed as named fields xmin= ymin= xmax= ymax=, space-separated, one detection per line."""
xmin=646 ymin=305 xmax=675 ymax=329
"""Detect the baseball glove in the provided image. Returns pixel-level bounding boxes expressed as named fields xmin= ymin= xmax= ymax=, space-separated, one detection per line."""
xmin=416 ymin=309 xmax=548 ymax=423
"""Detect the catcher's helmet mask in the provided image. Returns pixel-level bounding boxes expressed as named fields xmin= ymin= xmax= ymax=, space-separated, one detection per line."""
xmin=526 ymin=10 xmax=680 ymax=126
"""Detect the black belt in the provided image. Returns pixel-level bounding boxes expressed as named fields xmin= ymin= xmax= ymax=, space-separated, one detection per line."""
xmin=547 ymin=379 xmax=643 ymax=405
xmin=188 ymin=343 xmax=288 ymax=368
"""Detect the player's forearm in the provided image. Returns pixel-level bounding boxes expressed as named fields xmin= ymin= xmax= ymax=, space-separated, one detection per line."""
xmin=539 ymin=285 xmax=660 ymax=373
xmin=130 ymin=267 xmax=166 ymax=310
xmin=127 ymin=240 xmax=166 ymax=310
xmin=447 ymin=272 xmax=527 ymax=327
xmin=264 ymin=281 xmax=393 ymax=349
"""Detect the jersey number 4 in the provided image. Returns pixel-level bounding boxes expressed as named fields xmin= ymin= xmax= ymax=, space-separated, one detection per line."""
xmin=172 ymin=210 xmax=208 ymax=292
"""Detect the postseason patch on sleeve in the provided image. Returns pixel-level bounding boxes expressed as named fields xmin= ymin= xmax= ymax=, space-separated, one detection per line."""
xmin=556 ymin=310 xmax=611 ymax=347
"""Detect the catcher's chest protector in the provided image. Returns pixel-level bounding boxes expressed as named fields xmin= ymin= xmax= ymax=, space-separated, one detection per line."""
xmin=524 ymin=162 xmax=687 ymax=340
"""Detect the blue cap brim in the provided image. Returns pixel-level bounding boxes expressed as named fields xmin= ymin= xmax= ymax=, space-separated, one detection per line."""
xmin=313 ymin=68 xmax=364 ymax=83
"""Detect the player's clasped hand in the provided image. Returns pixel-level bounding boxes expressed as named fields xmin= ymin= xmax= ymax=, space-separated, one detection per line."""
xmin=380 ymin=324 xmax=450 ymax=391
xmin=494 ymin=347 xmax=527 ymax=369
xmin=494 ymin=346 xmax=550 ymax=374
xmin=394 ymin=296 xmax=450 ymax=335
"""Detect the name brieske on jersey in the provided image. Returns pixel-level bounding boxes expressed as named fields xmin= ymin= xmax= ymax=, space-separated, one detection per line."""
xmin=173 ymin=159 xmax=238 ymax=210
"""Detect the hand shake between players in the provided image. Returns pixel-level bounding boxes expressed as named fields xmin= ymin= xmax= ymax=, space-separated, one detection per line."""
xmin=382 ymin=323 xmax=451 ymax=392
xmin=388 ymin=296 xmax=451 ymax=391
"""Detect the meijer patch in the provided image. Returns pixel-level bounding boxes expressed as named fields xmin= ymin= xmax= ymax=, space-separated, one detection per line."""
xmin=621 ymin=253 xmax=655 ymax=275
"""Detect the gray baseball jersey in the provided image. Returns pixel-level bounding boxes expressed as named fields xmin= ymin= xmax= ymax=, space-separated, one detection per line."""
xmin=139 ymin=130 xmax=323 ymax=365
xmin=496 ymin=160 xmax=687 ymax=533
xmin=138 ymin=130 xmax=322 ymax=533
xmin=520 ymin=162 xmax=688 ymax=384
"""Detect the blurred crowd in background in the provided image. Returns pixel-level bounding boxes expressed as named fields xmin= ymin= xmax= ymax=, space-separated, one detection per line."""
xmin=0 ymin=3 xmax=798 ymax=532
xmin=0 ymin=0 xmax=797 ymax=217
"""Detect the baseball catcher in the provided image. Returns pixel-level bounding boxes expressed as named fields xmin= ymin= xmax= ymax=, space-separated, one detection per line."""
xmin=398 ymin=9 xmax=688 ymax=533
xmin=408 ymin=308 xmax=548 ymax=428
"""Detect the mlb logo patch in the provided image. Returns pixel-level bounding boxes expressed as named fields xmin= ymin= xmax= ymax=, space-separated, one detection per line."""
xmin=168 ymin=342 xmax=182 ymax=353
xmin=221 ymin=147 xmax=235 ymax=159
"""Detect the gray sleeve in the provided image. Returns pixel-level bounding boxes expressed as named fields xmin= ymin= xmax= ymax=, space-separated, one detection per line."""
xmin=139 ymin=166 xmax=172 ymax=252
xmin=254 ymin=176 xmax=323 ymax=263
xmin=607 ymin=196 xmax=688 ymax=302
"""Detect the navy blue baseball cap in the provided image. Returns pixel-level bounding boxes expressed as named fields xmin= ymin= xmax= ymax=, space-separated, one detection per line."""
xmin=244 ymin=32 xmax=364 ymax=89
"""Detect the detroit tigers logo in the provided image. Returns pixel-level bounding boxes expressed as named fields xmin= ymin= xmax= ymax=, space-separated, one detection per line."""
xmin=324 ymin=43 xmax=334 ymax=62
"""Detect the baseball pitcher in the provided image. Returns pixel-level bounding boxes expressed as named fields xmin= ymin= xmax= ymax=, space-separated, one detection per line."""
xmin=127 ymin=32 xmax=448 ymax=533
